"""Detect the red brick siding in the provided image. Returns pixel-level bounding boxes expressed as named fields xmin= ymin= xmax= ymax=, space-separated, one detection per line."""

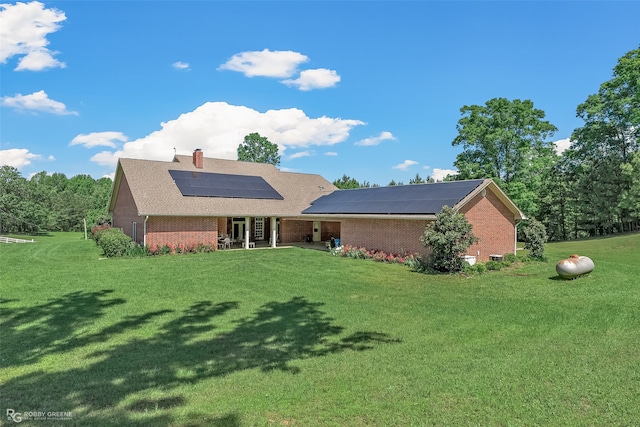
xmin=280 ymin=220 xmax=341 ymax=243
xmin=146 ymin=216 xmax=218 ymax=248
xmin=321 ymin=222 xmax=341 ymax=241
xmin=280 ymin=220 xmax=313 ymax=243
xmin=111 ymin=174 xmax=145 ymax=244
xmin=341 ymin=218 xmax=429 ymax=256
xmin=459 ymin=190 xmax=516 ymax=260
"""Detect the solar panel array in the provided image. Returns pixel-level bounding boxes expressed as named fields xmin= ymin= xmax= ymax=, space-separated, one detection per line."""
xmin=303 ymin=179 xmax=484 ymax=214
xmin=169 ymin=170 xmax=284 ymax=200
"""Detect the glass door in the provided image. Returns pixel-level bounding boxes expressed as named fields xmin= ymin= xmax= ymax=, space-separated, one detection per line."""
xmin=255 ymin=217 xmax=264 ymax=240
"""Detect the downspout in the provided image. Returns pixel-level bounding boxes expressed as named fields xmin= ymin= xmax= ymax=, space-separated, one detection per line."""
xmin=143 ymin=215 xmax=149 ymax=246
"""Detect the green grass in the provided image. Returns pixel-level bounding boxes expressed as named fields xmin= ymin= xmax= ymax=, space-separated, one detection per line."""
xmin=1 ymin=233 xmax=639 ymax=426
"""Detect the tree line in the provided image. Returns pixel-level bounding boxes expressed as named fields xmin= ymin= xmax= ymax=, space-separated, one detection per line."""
xmin=335 ymin=46 xmax=640 ymax=241
xmin=0 ymin=167 xmax=112 ymax=234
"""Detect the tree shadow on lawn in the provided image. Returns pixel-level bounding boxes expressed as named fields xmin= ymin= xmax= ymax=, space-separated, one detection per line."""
xmin=0 ymin=290 xmax=130 ymax=368
xmin=1 ymin=295 xmax=399 ymax=426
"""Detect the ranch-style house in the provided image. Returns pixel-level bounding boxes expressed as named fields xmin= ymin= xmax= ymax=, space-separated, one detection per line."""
xmin=108 ymin=150 xmax=525 ymax=260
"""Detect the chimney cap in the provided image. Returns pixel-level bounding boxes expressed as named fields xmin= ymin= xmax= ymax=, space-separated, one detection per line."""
xmin=194 ymin=148 xmax=202 ymax=152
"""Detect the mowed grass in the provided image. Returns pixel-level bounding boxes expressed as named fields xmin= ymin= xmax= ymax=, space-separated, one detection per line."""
xmin=1 ymin=233 xmax=639 ymax=426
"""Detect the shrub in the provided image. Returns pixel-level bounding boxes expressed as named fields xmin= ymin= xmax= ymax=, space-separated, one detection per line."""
xmin=91 ymin=224 xmax=112 ymax=243
xmin=485 ymin=260 xmax=503 ymax=271
xmin=197 ymin=243 xmax=214 ymax=253
xmin=517 ymin=253 xmax=533 ymax=263
xmin=158 ymin=245 xmax=172 ymax=255
xmin=97 ymin=228 xmax=133 ymax=257
xmin=420 ymin=206 xmax=479 ymax=273
xmin=463 ymin=263 xmax=486 ymax=275
xmin=127 ymin=243 xmax=150 ymax=257
xmin=474 ymin=263 xmax=487 ymax=274
xmin=522 ymin=219 xmax=548 ymax=260
xmin=502 ymin=253 xmax=517 ymax=266
xmin=401 ymin=254 xmax=422 ymax=270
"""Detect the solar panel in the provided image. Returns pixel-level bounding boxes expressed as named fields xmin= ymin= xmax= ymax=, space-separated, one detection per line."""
xmin=169 ymin=170 xmax=284 ymax=200
xmin=303 ymin=180 xmax=484 ymax=214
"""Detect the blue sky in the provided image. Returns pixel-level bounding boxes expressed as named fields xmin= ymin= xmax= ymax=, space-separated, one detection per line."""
xmin=1 ymin=1 xmax=639 ymax=185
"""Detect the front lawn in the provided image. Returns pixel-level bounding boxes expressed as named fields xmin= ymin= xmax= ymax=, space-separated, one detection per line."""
xmin=1 ymin=233 xmax=639 ymax=426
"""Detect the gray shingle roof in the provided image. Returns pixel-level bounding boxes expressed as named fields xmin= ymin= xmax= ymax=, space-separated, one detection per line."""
xmin=109 ymin=155 xmax=337 ymax=217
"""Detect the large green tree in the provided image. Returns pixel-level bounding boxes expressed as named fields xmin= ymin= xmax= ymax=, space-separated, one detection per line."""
xmin=451 ymin=98 xmax=558 ymax=217
xmin=619 ymin=152 xmax=640 ymax=228
xmin=568 ymin=46 xmax=640 ymax=235
xmin=237 ymin=132 xmax=281 ymax=166
xmin=537 ymin=158 xmax=581 ymax=241
xmin=0 ymin=166 xmax=47 ymax=233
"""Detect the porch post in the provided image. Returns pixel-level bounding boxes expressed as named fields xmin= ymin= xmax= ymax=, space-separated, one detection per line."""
xmin=245 ymin=217 xmax=250 ymax=249
xmin=271 ymin=216 xmax=277 ymax=248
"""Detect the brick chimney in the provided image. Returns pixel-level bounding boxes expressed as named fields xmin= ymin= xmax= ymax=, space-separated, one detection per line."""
xmin=193 ymin=149 xmax=203 ymax=168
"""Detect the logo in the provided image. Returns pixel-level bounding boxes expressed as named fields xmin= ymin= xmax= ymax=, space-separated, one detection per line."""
xmin=6 ymin=409 xmax=22 ymax=423
xmin=6 ymin=409 xmax=72 ymax=423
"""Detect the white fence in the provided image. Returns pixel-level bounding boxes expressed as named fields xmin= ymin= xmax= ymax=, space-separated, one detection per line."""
xmin=0 ymin=236 xmax=35 ymax=243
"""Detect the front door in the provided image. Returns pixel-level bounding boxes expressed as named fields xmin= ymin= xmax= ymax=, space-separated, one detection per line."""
xmin=313 ymin=221 xmax=321 ymax=243
xmin=232 ymin=220 xmax=246 ymax=242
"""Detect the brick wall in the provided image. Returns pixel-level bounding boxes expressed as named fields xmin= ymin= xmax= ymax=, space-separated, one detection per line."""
xmin=321 ymin=221 xmax=341 ymax=241
xmin=146 ymin=216 xmax=218 ymax=248
xmin=111 ymin=174 xmax=145 ymax=244
xmin=458 ymin=189 xmax=516 ymax=260
xmin=280 ymin=219 xmax=313 ymax=243
xmin=341 ymin=218 xmax=429 ymax=256
xmin=280 ymin=220 xmax=341 ymax=243
xmin=338 ymin=188 xmax=516 ymax=260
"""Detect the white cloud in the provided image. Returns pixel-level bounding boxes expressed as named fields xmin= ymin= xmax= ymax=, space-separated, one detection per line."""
xmin=324 ymin=151 xmax=338 ymax=156
xmin=0 ymin=148 xmax=41 ymax=168
xmin=1 ymin=90 xmax=77 ymax=115
xmin=554 ymin=137 xmax=572 ymax=155
xmin=103 ymin=173 xmax=115 ymax=181
xmin=172 ymin=61 xmax=190 ymax=70
xmin=392 ymin=160 xmax=418 ymax=171
xmin=432 ymin=168 xmax=458 ymax=182
xmin=70 ymin=132 xmax=128 ymax=148
xmin=281 ymin=68 xmax=340 ymax=91
xmin=90 ymin=151 xmax=121 ymax=167
xmin=90 ymin=101 xmax=364 ymax=168
xmin=289 ymin=150 xmax=314 ymax=160
xmin=219 ymin=49 xmax=308 ymax=78
xmin=355 ymin=131 xmax=396 ymax=147
xmin=0 ymin=1 xmax=67 ymax=71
